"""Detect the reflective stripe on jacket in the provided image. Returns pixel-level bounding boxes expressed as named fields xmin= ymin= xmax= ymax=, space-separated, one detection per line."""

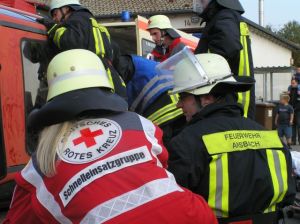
xmin=237 ymin=22 xmax=252 ymax=118
xmin=127 ymin=56 xmax=183 ymax=126
xmin=203 ymin=130 xmax=288 ymax=217
xmin=168 ymin=102 xmax=296 ymax=220
xmin=195 ymin=8 xmax=255 ymax=119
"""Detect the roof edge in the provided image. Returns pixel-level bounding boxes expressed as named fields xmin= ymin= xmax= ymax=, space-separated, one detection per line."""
xmin=243 ymin=17 xmax=300 ymax=51
xmin=95 ymin=9 xmax=194 ymax=19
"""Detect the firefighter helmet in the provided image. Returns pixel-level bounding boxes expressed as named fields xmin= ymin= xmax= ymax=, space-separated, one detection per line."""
xmin=46 ymin=49 xmax=113 ymax=101
xmin=49 ymin=0 xmax=83 ymax=14
xmin=171 ymin=52 xmax=252 ymax=95
xmin=28 ymin=49 xmax=127 ymax=130
xmin=156 ymin=48 xmax=253 ymax=95
xmin=147 ymin=15 xmax=180 ymax=39
xmin=147 ymin=15 xmax=173 ymax=30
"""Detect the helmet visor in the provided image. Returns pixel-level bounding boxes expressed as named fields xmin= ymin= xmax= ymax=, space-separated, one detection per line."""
xmin=156 ymin=47 xmax=210 ymax=94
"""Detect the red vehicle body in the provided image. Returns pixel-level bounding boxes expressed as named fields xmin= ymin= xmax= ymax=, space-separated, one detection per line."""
xmin=0 ymin=4 xmax=47 ymax=206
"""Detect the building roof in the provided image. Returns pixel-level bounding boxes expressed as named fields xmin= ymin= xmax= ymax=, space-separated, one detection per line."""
xmin=244 ymin=18 xmax=300 ymax=52
xmin=254 ymin=66 xmax=295 ymax=74
xmin=34 ymin=0 xmax=194 ymax=17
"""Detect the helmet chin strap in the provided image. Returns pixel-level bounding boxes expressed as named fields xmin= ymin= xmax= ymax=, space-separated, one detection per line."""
xmin=158 ymin=30 xmax=166 ymax=47
xmin=59 ymin=7 xmax=66 ymax=23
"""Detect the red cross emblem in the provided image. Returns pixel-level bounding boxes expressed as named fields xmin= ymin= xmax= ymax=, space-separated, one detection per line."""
xmin=73 ymin=128 xmax=103 ymax=148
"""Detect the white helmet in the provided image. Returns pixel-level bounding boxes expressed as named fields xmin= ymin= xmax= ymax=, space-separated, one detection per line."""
xmin=49 ymin=0 xmax=81 ymax=14
xmin=156 ymin=47 xmax=253 ymax=95
xmin=147 ymin=15 xmax=173 ymax=30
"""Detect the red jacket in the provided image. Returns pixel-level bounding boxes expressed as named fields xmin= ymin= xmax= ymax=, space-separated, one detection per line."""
xmin=4 ymin=112 xmax=217 ymax=224
xmin=151 ymin=38 xmax=186 ymax=62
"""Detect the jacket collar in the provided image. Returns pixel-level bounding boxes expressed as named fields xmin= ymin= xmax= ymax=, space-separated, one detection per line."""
xmin=189 ymin=102 xmax=244 ymax=125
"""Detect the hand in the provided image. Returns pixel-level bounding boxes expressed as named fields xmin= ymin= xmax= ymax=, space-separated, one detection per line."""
xmin=290 ymin=121 xmax=293 ymax=126
xmin=36 ymin=17 xmax=56 ymax=31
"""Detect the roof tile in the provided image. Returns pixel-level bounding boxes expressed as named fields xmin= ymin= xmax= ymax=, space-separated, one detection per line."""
xmin=35 ymin=0 xmax=194 ymax=16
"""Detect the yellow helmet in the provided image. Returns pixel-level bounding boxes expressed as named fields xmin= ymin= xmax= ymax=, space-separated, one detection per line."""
xmin=147 ymin=15 xmax=173 ymax=30
xmin=46 ymin=49 xmax=113 ymax=101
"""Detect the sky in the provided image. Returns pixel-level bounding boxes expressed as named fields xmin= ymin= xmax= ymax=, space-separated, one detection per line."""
xmin=240 ymin=0 xmax=300 ymax=29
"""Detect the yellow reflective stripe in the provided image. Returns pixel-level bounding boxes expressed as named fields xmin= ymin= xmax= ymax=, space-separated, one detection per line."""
xmin=203 ymin=130 xmax=283 ymax=155
xmin=221 ymin=153 xmax=229 ymax=217
xmin=277 ymin=150 xmax=288 ymax=202
xmin=244 ymin=89 xmax=250 ymax=118
xmin=92 ymin=26 xmax=100 ymax=55
xmin=171 ymin=94 xmax=180 ymax=103
xmin=244 ymin=37 xmax=250 ymax=76
xmin=208 ymin=154 xmax=229 ymax=218
xmin=147 ymin=103 xmax=176 ymax=121
xmin=265 ymin=150 xmax=280 ymax=212
xmin=208 ymin=155 xmax=218 ymax=213
xmin=98 ymin=29 xmax=105 ymax=56
xmin=238 ymin=22 xmax=251 ymax=118
xmin=106 ymin=68 xmax=115 ymax=91
xmin=53 ymin=27 xmax=66 ymax=49
xmin=240 ymin=22 xmax=250 ymax=36
xmin=152 ymin=108 xmax=183 ymax=126
xmin=147 ymin=94 xmax=179 ymax=121
xmin=90 ymin=18 xmax=105 ymax=57
xmin=243 ymin=35 xmax=250 ymax=118
xmin=120 ymin=76 xmax=126 ymax=87
xmin=98 ymin=25 xmax=111 ymax=41
xmin=265 ymin=150 xmax=288 ymax=213
xmin=47 ymin=23 xmax=58 ymax=35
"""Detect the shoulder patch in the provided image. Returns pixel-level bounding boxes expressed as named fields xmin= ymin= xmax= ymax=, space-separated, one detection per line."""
xmin=57 ymin=118 xmax=122 ymax=164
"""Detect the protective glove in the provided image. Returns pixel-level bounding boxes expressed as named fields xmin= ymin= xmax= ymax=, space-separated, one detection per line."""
xmin=36 ymin=17 xmax=57 ymax=31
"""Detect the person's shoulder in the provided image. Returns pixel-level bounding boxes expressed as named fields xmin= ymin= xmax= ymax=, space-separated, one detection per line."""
xmin=215 ymin=8 xmax=241 ymax=20
xmin=67 ymin=10 xmax=92 ymax=22
xmin=288 ymin=104 xmax=294 ymax=110
xmin=243 ymin=117 xmax=265 ymax=130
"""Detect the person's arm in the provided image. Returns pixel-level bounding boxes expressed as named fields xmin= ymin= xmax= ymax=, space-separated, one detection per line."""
xmin=287 ymin=85 xmax=291 ymax=94
xmin=207 ymin=11 xmax=242 ymax=59
xmin=3 ymin=185 xmax=41 ymax=224
xmin=290 ymin=106 xmax=294 ymax=126
xmin=297 ymin=85 xmax=300 ymax=95
xmin=153 ymin=125 xmax=169 ymax=169
xmin=49 ymin=17 xmax=88 ymax=51
xmin=167 ymin=131 xmax=205 ymax=191
xmin=275 ymin=113 xmax=279 ymax=127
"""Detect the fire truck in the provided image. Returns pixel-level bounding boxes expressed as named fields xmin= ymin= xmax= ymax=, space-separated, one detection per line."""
xmin=0 ymin=2 xmax=199 ymax=207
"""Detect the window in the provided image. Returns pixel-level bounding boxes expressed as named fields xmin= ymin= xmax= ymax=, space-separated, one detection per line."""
xmin=21 ymin=39 xmax=50 ymax=154
xmin=141 ymin=39 xmax=156 ymax=58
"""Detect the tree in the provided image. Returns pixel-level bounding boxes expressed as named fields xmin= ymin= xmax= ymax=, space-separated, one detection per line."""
xmin=276 ymin=21 xmax=300 ymax=67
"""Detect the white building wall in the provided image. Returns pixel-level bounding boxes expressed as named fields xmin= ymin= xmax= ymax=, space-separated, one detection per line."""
xmin=250 ymin=31 xmax=292 ymax=68
xmin=250 ymin=31 xmax=293 ymax=101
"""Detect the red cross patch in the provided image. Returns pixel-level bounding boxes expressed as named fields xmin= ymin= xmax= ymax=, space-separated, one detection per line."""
xmin=73 ymin=128 xmax=103 ymax=148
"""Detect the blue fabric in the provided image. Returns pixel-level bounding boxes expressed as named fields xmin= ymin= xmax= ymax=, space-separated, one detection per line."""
xmin=278 ymin=125 xmax=292 ymax=138
xmin=127 ymin=55 xmax=174 ymax=112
